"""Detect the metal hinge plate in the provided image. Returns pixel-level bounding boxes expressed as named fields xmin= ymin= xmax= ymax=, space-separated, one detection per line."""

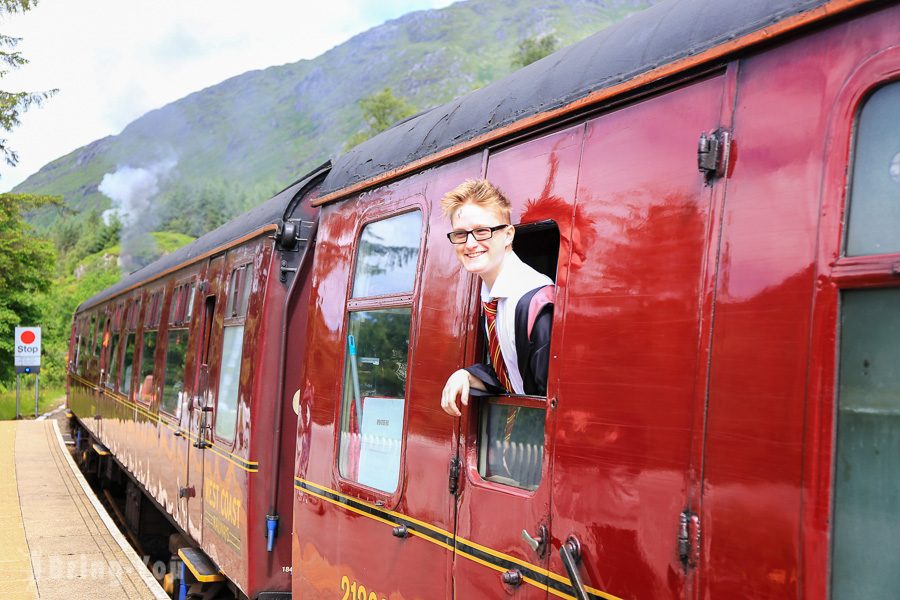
xmin=698 ymin=129 xmax=732 ymax=183
xmin=448 ymin=456 xmax=461 ymax=495
xmin=678 ymin=509 xmax=701 ymax=569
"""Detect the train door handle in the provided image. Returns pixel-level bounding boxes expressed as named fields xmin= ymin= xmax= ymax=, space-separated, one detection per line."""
xmin=522 ymin=524 xmax=548 ymax=558
xmin=560 ymin=535 xmax=589 ymax=600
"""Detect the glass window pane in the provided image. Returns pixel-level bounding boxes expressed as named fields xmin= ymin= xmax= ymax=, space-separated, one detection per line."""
xmin=239 ymin=266 xmax=253 ymax=317
xmin=121 ymin=333 xmax=135 ymax=395
xmin=845 ymin=82 xmax=900 ymax=255
xmin=161 ymin=329 xmax=189 ymax=415
xmin=215 ymin=325 xmax=244 ymax=441
xmin=106 ymin=333 xmax=120 ymax=389
xmin=338 ymin=309 xmax=411 ymax=493
xmin=832 ymin=289 xmax=900 ymax=598
xmin=478 ymin=401 xmax=545 ymax=490
xmin=138 ymin=331 xmax=157 ymax=404
xmin=352 ymin=211 xmax=422 ymax=298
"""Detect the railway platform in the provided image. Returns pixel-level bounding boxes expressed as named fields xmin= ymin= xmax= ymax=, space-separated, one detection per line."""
xmin=0 ymin=419 xmax=168 ymax=600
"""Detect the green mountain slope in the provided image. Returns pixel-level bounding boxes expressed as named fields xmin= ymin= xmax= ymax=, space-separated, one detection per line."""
xmin=16 ymin=0 xmax=658 ymax=230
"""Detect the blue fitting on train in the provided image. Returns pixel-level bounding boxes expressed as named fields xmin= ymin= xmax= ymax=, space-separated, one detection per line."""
xmin=178 ymin=562 xmax=187 ymax=600
xmin=266 ymin=514 xmax=279 ymax=552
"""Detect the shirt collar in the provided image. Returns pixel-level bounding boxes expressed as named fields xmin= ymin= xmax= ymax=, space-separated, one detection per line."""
xmin=481 ymin=251 xmax=550 ymax=301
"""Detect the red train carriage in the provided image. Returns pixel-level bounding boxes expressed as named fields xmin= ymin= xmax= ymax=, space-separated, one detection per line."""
xmin=286 ymin=1 xmax=900 ymax=599
xmin=67 ymin=166 xmax=326 ymax=599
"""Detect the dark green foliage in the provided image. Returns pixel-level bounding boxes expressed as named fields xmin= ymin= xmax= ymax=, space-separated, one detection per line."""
xmin=512 ymin=34 xmax=560 ymax=68
xmin=0 ymin=193 xmax=58 ymax=384
xmin=157 ymin=180 xmax=261 ymax=237
xmin=346 ymin=88 xmax=416 ymax=150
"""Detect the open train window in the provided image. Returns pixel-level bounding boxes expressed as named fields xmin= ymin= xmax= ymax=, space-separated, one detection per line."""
xmin=513 ymin=219 xmax=560 ymax=282
xmin=215 ymin=264 xmax=253 ymax=443
xmin=474 ymin=219 xmax=559 ymax=491
xmin=338 ymin=210 xmax=422 ymax=495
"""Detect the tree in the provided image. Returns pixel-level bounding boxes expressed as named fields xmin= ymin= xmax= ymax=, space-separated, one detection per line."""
xmin=0 ymin=193 xmax=58 ymax=383
xmin=0 ymin=0 xmax=57 ymax=170
xmin=346 ymin=87 xmax=416 ymax=150
xmin=512 ymin=34 xmax=560 ymax=69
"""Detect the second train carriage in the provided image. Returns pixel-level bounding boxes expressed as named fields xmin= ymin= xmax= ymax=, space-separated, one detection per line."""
xmin=67 ymin=170 xmax=325 ymax=599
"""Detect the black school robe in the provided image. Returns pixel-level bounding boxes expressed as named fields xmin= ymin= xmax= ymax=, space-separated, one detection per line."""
xmin=465 ymin=285 xmax=554 ymax=397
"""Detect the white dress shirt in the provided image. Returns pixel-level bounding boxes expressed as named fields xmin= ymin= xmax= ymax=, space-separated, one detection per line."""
xmin=480 ymin=251 xmax=553 ymax=394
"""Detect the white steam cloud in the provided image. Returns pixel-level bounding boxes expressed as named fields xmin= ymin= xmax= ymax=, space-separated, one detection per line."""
xmin=99 ymin=158 xmax=177 ymax=225
xmin=98 ymin=157 xmax=177 ymax=273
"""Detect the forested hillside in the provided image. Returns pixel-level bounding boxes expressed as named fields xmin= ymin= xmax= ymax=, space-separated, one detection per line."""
xmin=16 ymin=0 xmax=656 ymax=235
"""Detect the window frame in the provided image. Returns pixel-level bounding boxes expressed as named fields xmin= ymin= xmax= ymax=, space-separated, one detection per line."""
xmin=212 ymin=261 xmax=254 ymax=446
xmin=135 ymin=288 xmax=164 ymax=408
xmin=797 ymin=48 xmax=900 ymax=599
xmin=465 ymin=220 xmax=560 ymax=494
xmin=158 ymin=276 xmax=197 ymax=420
xmin=333 ymin=203 xmax=427 ymax=505
xmin=104 ymin=301 xmax=125 ymax=391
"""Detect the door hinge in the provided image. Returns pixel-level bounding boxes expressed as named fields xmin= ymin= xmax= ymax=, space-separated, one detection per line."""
xmin=698 ymin=129 xmax=732 ymax=183
xmin=678 ymin=509 xmax=701 ymax=570
xmin=448 ymin=456 xmax=461 ymax=496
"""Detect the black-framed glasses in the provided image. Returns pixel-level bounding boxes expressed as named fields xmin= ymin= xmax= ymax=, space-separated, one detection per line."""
xmin=446 ymin=224 xmax=509 ymax=244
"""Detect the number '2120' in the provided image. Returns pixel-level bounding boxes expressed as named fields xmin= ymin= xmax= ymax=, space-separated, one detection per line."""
xmin=340 ymin=575 xmax=386 ymax=600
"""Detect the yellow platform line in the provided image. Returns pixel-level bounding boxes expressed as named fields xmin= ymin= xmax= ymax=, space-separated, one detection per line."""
xmin=0 ymin=422 xmax=38 ymax=599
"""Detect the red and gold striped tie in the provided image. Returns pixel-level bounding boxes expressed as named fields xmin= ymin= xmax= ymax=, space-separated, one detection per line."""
xmin=483 ymin=298 xmax=513 ymax=393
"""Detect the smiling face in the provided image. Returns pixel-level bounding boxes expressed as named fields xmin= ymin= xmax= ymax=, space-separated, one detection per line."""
xmin=450 ymin=201 xmax=514 ymax=288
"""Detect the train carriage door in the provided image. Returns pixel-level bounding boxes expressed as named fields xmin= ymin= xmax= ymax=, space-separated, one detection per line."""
xmin=186 ymin=254 xmax=225 ymax=542
xmin=450 ymin=124 xmax=584 ymax=600
xmin=548 ymin=72 xmax=734 ymax=600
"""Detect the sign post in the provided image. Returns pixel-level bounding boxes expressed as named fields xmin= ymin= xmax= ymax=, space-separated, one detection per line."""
xmin=14 ymin=327 xmax=41 ymax=419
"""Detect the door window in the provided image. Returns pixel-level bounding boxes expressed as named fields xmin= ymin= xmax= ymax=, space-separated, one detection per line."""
xmin=215 ymin=264 xmax=253 ymax=442
xmin=338 ymin=210 xmax=422 ymax=494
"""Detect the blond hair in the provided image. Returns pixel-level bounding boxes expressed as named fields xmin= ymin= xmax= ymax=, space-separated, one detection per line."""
xmin=440 ymin=179 xmax=511 ymax=224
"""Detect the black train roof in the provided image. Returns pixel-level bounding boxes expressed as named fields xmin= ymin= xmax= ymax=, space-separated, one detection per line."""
xmin=318 ymin=0 xmax=839 ymax=197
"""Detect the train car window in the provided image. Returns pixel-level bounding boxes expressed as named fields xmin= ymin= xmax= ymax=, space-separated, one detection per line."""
xmin=161 ymin=328 xmax=189 ymax=416
xmin=121 ymin=299 xmax=140 ymax=396
xmin=215 ymin=265 xmax=253 ymax=442
xmin=122 ymin=333 xmax=136 ymax=396
xmin=338 ymin=210 xmax=423 ymax=494
xmin=94 ymin=314 xmax=105 ymax=358
xmin=478 ymin=400 xmax=545 ymax=490
xmin=106 ymin=332 xmax=120 ymax=389
xmin=351 ymin=211 xmax=422 ymax=298
xmin=185 ymin=284 xmax=196 ymax=321
xmin=845 ymin=81 xmax=900 ymax=256
xmin=338 ymin=309 xmax=411 ymax=493
xmin=468 ymin=221 xmax=559 ymax=490
xmin=138 ymin=330 xmax=158 ymax=405
xmin=832 ymin=288 xmax=900 ymax=596
xmin=137 ymin=291 xmax=162 ymax=405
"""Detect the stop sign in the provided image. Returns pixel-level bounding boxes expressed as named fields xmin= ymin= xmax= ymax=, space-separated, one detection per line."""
xmin=14 ymin=326 xmax=41 ymax=373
